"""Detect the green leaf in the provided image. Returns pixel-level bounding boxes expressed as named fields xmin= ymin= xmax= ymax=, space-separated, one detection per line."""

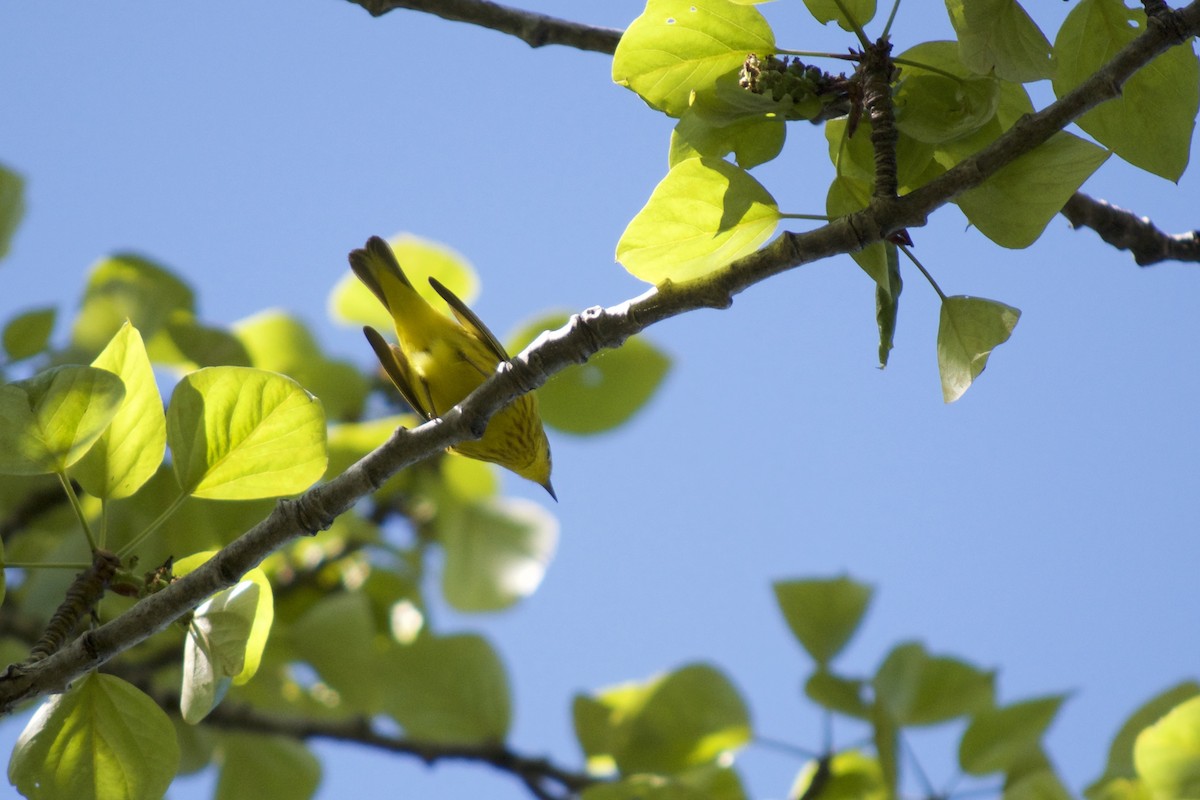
xmin=167 ymin=366 xmax=327 ymax=499
xmin=790 ymin=751 xmax=886 ymax=800
xmin=508 ymin=313 xmax=671 ymax=434
xmin=954 ymin=131 xmax=1110 ymax=248
xmin=146 ymin=311 xmax=252 ymax=369
xmin=613 ymin=0 xmax=774 ymax=117
xmin=0 ymin=535 xmax=6 ymax=606
xmin=960 ymin=695 xmax=1069 ymax=775
xmin=288 ymin=591 xmax=386 ymax=714
xmin=873 ymin=641 xmax=995 ymax=725
xmin=330 ymin=233 xmax=479 ymax=331
xmin=946 ymin=0 xmax=1055 ymax=83
xmin=1006 ymin=770 xmax=1074 ymax=800
xmin=583 ymin=776 xmax=710 ymax=800
xmin=805 ymin=670 xmax=871 ymax=718
xmin=895 ymin=72 xmax=1001 ymax=144
xmin=802 ymin=0 xmax=876 ymax=31
xmin=440 ymin=453 xmax=499 ymax=501
xmin=234 ymin=310 xmax=368 ymax=420
xmin=876 ymin=244 xmax=902 ymax=368
xmin=872 ymin=699 xmax=899 ymax=796
xmin=383 ymin=633 xmax=511 ymax=744
xmin=1052 ymin=0 xmax=1199 ymax=181
xmin=215 ymin=733 xmax=320 ymax=800
xmin=937 ymin=296 xmax=1021 ymax=403
xmin=439 ymin=497 xmax=559 ymax=613
xmin=1089 ymin=682 xmax=1200 ymax=794
xmin=617 ymin=157 xmax=779 ymax=284
xmin=671 ymin=111 xmax=786 ymax=170
xmin=3 ymin=307 xmax=55 ymax=362
xmin=71 ymin=253 xmax=194 ymax=354
xmin=0 ymin=366 xmax=125 ymax=476
xmin=0 ymin=164 xmax=24 ymax=262
xmin=8 ymin=673 xmax=180 ymax=800
xmin=576 ymin=663 xmax=752 ymax=775
xmin=72 ymin=323 xmax=165 ymax=499
xmin=773 ymin=576 xmax=873 ymax=665
xmin=1134 ymin=695 xmax=1200 ymax=799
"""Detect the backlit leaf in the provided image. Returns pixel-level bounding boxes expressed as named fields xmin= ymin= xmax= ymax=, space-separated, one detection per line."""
xmin=617 ymin=158 xmax=779 ymax=284
xmin=938 ymin=296 xmax=1021 ymax=403
xmin=790 ymin=751 xmax=886 ymax=800
xmin=71 ymin=253 xmax=194 ymax=354
xmin=954 ymin=132 xmax=1109 ymax=248
xmin=1134 ymin=695 xmax=1200 ymax=799
xmin=72 ymin=322 xmax=166 ymax=499
xmin=1053 ymin=0 xmax=1199 ymax=181
xmin=0 ymin=366 xmax=125 ymax=475
xmin=8 ymin=673 xmax=179 ymax=800
xmin=946 ymin=0 xmax=1055 ymax=83
xmin=234 ymin=310 xmax=368 ymax=420
xmin=1089 ymin=682 xmax=1200 ymax=793
xmin=167 ymin=366 xmax=327 ymax=499
xmin=613 ymin=0 xmax=774 ymax=117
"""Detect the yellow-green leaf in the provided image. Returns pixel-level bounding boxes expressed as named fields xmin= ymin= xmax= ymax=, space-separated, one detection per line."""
xmin=1134 ymin=695 xmax=1200 ymax=799
xmin=960 ymin=695 xmax=1069 ymax=775
xmin=671 ymin=110 xmax=786 ymax=170
xmin=509 ymin=312 xmax=671 ymax=434
xmin=576 ymin=663 xmax=752 ymax=775
xmin=8 ymin=673 xmax=180 ymax=800
xmin=234 ymin=310 xmax=367 ymax=420
xmin=938 ymin=296 xmax=1021 ymax=403
xmin=1089 ymin=682 xmax=1200 ymax=794
xmin=955 ymin=132 xmax=1109 ymax=249
xmin=0 ymin=366 xmax=125 ymax=476
xmin=72 ymin=322 xmax=166 ymax=499
xmin=167 ymin=366 xmax=327 ymax=499
xmin=176 ymin=552 xmax=274 ymax=723
xmin=946 ymin=0 xmax=1055 ymax=83
xmin=1052 ymin=0 xmax=1199 ymax=181
xmin=790 ymin=751 xmax=886 ymax=800
xmin=873 ymin=642 xmax=995 ymax=725
xmin=617 ymin=157 xmax=779 ymax=284
xmin=146 ymin=311 xmax=252 ymax=369
xmin=3 ymin=307 xmax=55 ymax=362
xmin=613 ymin=0 xmax=774 ymax=117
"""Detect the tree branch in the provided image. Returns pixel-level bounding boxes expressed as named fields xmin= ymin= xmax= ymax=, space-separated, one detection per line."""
xmin=1 ymin=0 xmax=1197 ymax=717
xmin=181 ymin=694 xmax=594 ymax=800
xmin=1061 ymin=193 xmax=1200 ymax=265
xmin=341 ymin=0 xmax=622 ymax=53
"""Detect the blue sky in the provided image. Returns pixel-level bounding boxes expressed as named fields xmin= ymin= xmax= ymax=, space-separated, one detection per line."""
xmin=1 ymin=1 xmax=1198 ymax=798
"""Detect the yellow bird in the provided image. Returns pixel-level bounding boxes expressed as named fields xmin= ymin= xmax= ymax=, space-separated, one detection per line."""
xmin=349 ymin=236 xmax=555 ymax=499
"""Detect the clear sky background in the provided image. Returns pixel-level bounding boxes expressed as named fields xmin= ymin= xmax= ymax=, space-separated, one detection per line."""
xmin=1 ymin=2 xmax=1197 ymax=799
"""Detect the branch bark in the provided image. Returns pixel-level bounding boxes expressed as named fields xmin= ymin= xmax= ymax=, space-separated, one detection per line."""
xmin=1 ymin=0 xmax=1197 ymax=720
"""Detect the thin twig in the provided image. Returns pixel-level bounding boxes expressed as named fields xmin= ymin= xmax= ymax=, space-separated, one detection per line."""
xmin=1061 ymin=193 xmax=1200 ymax=266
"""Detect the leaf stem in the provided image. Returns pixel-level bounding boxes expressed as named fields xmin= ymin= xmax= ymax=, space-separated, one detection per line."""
xmin=117 ymin=492 xmax=189 ymax=559
xmin=900 ymin=244 xmax=946 ymax=301
xmin=57 ymin=471 xmax=97 ymax=552
xmin=774 ymin=49 xmax=860 ymax=62
xmin=891 ymin=57 xmax=966 ymax=83
xmin=779 ymin=213 xmax=832 ymax=222
xmin=753 ymin=735 xmax=821 ymax=760
xmin=880 ymin=0 xmax=902 ymax=41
